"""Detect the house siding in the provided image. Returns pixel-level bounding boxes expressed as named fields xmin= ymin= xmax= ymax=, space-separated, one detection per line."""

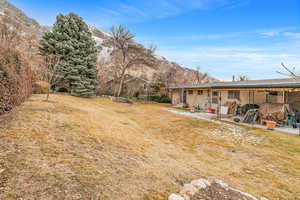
xmin=186 ymin=90 xmax=210 ymax=109
xmin=219 ymin=90 xmax=249 ymax=105
xmin=171 ymin=89 xmax=285 ymax=108
xmin=172 ymin=90 xmax=181 ymax=105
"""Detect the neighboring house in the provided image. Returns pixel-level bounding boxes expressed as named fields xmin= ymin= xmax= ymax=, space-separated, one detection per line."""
xmin=169 ymin=78 xmax=300 ymax=111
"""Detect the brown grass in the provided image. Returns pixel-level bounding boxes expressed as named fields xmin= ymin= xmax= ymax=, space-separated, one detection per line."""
xmin=0 ymin=94 xmax=299 ymax=200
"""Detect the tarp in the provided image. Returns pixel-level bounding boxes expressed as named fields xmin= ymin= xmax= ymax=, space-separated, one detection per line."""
xmin=258 ymin=103 xmax=291 ymax=123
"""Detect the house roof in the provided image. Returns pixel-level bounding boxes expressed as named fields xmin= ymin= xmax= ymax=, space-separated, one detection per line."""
xmin=169 ymin=78 xmax=300 ymax=90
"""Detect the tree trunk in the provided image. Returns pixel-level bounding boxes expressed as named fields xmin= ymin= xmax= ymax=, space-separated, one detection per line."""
xmin=117 ymin=74 xmax=125 ymax=97
xmin=46 ymin=85 xmax=50 ymax=101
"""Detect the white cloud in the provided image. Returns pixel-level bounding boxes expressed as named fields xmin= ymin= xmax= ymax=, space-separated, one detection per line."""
xmin=118 ymin=3 xmax=148 ymax=18
xmin=95 ymin=0 xmax=249 ymax=28
xmin=283 ymin=32 xmax=300 ymax=39
xmin=156 ymin=44 xmax=300 ymax=80
xmin=141 ymin=27 xmax=299 ymax=42
xmin=256 ymin=27 xmax=300 ymax=38
xmin=166 ymin=33 xmax=240 ymax=40
xmin=259 ymin=30 xmax=280 ymax=37
xmin=135 ymin=25 xmax=300 ymax=80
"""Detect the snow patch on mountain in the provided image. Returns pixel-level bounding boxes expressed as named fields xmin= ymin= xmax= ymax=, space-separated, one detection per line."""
xmin=93 ymin=36 xmax=104 ymax=45
xmin=99 ymin=46 xmax=113 ymax=63
xmin=93 ymin=35 xmax=113 ymax=63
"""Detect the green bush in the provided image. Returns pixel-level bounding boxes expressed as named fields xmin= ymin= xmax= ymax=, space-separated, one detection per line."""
xmin=150 ymin=94 xmax=171 ymax=103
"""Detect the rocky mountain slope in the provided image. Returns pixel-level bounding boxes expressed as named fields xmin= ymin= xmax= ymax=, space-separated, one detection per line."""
xmin=89 ymin=25 xmax=217 ymax=86
xmin=1 ymin=0 xmax=217 ymax=88
xmin=0 ymin=0 xmax=49 ymax=35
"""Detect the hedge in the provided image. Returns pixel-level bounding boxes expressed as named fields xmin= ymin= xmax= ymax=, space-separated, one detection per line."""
xmin=0 ymin=46 xmax=33 ymax=115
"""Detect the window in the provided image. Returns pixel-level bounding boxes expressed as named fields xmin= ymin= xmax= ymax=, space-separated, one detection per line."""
xmin=212 ymin=91 xmax=219 ymax=104
xmin=197 ymin=90 xmax=203 ymax=95
xmin=212 ymin=98 xmax=218 ymax=104
xmin=228 ymin=90 xmax=240 ymax=99
xmin=188 ymin=90 xmax=193 ymax=95
xmin=269 ymin=91 xmax=278 ymax=96
xmin=267 ymin=91 xmax=282 ymax=103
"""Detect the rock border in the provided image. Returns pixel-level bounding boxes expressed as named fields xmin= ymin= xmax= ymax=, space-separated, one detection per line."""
xmin=168 ymin=178 xmax=268 ymax=200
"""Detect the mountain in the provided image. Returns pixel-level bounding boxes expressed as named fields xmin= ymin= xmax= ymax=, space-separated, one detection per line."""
xmin=1 ymin=0 xmax=217 ymax=94
xmin=0 ymin=0 xmax=48 ymax=35
xmin=89 ymin=25 xmax=217 ymax=88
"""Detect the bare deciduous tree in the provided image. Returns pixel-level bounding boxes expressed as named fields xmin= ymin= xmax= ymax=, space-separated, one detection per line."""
xmin=193 ymin=66 xmax=208 ymax=85
xmin=232 ymin=74 xmax=250 ymax=81
xmin=152 ymin=67 xmax=179 ymax=87
xmin=42 ymin=55 xmax=61 ymax=101
xmin=238 ymin=75 xmax=249 ymax=81
xmin=108 ymin=25 xmax=156 ymax=97
xmin=277 ymin=62 xmax=299 ymax=78
xmin=0 ymin=17 xmax=20 ymax=48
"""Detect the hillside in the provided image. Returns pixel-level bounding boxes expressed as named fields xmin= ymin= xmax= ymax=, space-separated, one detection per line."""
xmin=90 ymin=25 xmax=217 ymax=87
xmin=0 ymin=0 xmax=48 ymax=35
xmin=0 ymin=94 xmax=299 ymax=199
xmin=0 ymin=0 xmax=216 ymax=90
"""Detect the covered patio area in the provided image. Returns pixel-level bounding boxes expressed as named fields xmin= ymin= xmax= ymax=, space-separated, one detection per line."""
xmin=169 ymin=78 xmax=300 ymax=132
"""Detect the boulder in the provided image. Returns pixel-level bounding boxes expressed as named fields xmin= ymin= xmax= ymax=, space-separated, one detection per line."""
xmin=191 ymin=178 xmax=210 ymax=189
xmin=168 ymin=194 xmax=185 ymax=200
xmin=215 ymin=179 xmax=229 ymax=189
xmin=180 ymin=184 xmax=198 ymax=197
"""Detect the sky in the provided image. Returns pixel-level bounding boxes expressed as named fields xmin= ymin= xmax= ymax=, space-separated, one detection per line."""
xmin=9 ymin=0 xmax=300 ymax=80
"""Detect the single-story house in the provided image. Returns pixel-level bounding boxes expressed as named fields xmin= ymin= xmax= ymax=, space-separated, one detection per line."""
xmin=169 ymin=78 xmax=300 ymax=112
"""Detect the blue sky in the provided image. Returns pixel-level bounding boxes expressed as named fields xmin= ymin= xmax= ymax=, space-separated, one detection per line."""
xmin=10 ymin=0 xmax=300 ymax=80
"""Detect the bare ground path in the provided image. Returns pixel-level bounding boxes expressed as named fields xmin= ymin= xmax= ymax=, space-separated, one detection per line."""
xmin=0 ymin=94 xmax=299 ymax=200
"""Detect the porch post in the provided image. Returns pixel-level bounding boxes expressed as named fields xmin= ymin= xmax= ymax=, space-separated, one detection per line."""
xmin=219 ymin=91 xmax=222 ymax=120
xmin=210 ymin=89 xmax=213 ymax=108
xmin=248 ymin=90 xmax=250 ymax=104
xmin=181 ymin=88 xmax=184 ymax=103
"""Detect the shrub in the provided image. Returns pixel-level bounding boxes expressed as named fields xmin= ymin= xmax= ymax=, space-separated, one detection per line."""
xmin=158 ymin=94 xmax=172 ymax=103
xmin=0 ymin=46 xmax=33 ymax=115
xmin=32 ymin=81 xmax=50 ymax=94
xmin=150 ymin=94 xmax=171 ymax=103
xmin=57 ymin=87 xmax=68 ymax=93
xmin=0 ymin=17 xmax=33 ymax=115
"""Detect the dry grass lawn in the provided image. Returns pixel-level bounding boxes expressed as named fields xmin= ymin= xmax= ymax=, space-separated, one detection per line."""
xmin=0 ymin=94 xmax=299 ymax=200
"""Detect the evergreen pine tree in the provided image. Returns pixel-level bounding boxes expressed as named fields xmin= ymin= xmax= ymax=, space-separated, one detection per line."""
xmin=39 ymin=13 xmax=98 ymax=97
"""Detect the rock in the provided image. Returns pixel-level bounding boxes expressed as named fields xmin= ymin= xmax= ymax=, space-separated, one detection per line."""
xmin=191 ymin=178 xmax=211 ymax=189
xmin=168 ymin=194 xmax=185 ymax=200
xmin=260 ymin=197 xmax=269 ymax=200
xmin=215 ymin=179 xmax=229 ymax=189
xmin=170 ymin=178 xmax=264 ymax=200
xmin=180 ymin=184 xmax=198 ymax=197
xmin=181 ymin=194 xmax=190 ymax=200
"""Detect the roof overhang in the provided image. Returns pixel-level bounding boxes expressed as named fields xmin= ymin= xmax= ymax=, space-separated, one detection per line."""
xmin=169 ymin=78 xmax=300 ymax=90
